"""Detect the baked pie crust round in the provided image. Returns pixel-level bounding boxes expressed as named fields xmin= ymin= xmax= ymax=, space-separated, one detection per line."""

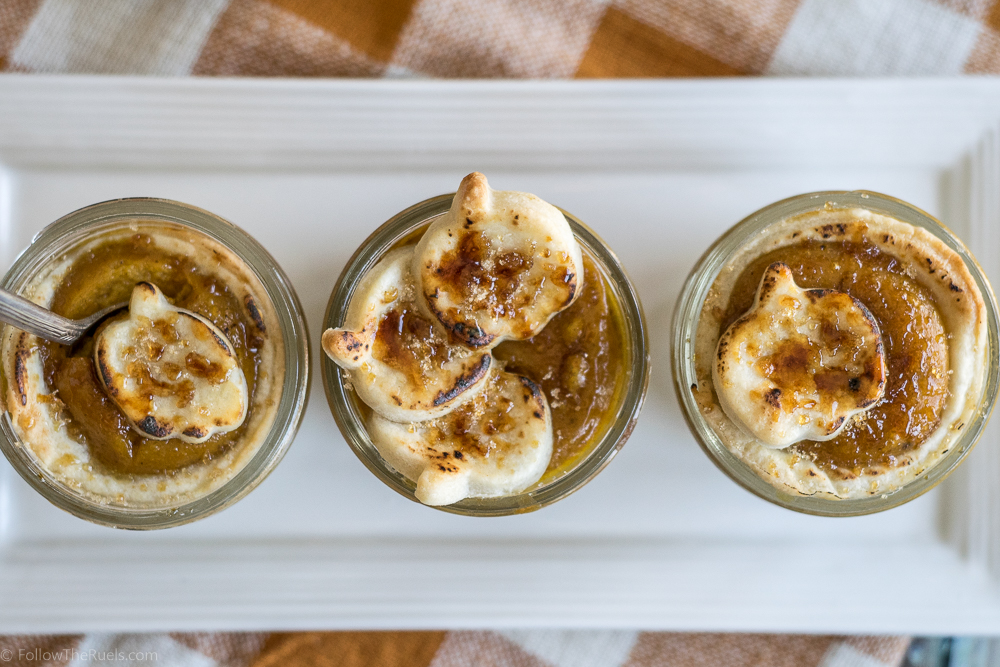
xmin=1 ymin=223 xmax=285 ymax=509
xmin=693 ymin=206 xmax=989 ymax=499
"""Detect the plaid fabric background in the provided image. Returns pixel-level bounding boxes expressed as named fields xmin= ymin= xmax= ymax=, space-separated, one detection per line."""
xmin=2 ymin=0 xmax=987 ymax=665
xmin=0 ymin=631 xmax=913 ymax=667
xmin=0 ymin=0 xmax=999 ymax=77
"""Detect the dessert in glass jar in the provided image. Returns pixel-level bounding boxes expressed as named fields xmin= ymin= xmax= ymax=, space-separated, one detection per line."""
xmin=674 ymin=191 xmax=999 ymax=515
xmin=322 ymin=173 xmax=649 ymax=515
xmin=0 ymin=199 xmax=309 ymax=529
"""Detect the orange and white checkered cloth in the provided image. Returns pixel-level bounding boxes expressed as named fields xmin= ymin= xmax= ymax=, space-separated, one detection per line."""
xmin=3 ymin=0 xmax=983 ymax=665
xmin=0 ymin=631 xmax=912 ymax=667
xmin=1 ymin=0 xmax=1000 ymax=77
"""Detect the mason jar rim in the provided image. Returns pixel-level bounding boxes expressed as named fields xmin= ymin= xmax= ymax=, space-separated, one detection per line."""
xmin=672 ymin=190 xmax=1000 ymax=517
xmin=322 ymin=193 xmax=650 ymax=516
xmin=0 ymin=197 xmax=310 ymax=529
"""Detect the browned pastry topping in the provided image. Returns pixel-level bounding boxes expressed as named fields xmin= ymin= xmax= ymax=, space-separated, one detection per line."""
xmin=721 ymin=236 xmax=949 ymax=478
xmin=37 ymin=233 xmax=265 ymax=476
xmin=495 ymin=254 xmax=623 ymax=473
xmin=425 ymin=231 xmax=577 ymax=346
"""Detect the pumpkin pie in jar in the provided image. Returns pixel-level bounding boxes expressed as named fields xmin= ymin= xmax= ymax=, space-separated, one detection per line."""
xmin=674 ymin=191 xmax=999 ymax=515
xmin=322 ymin=173 xmax=649 ymax=515
xmin=0 ymin=199 xmax=309 ymax=529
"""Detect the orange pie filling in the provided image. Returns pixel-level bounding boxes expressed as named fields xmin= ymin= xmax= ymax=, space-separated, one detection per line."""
xmin=1 ymin=227 xmax=284 ymax=507
xmin=694 ymin=209 xmax=988 ymax=498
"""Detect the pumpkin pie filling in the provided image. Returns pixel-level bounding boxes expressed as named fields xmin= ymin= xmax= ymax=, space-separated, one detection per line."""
xmin=36 ymin=235 xmax=264 ymax=475
xmin=324 ymin=173 xmax=627 ymax=504
xmin=2 ymin=226 xmax=283 ymax=506
xmin=693 ymin=207 xmax=988 ymax=498
xmin=720 ymin=237 xmax=949 ymax=479
xmin=357 ymin=248 xmax=625 ymax=486
xmin=495 ymin=253 xmax=624 ymax=475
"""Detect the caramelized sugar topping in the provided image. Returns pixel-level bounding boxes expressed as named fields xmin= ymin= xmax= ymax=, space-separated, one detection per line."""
xmin=428 ymin=230 xmax=575 ymax=343
xmin=372 ymin=305 xmax=460 ymax=385
xmin=722 ymin=237 xmax=949 ymax=477
xmin=495 ymin=254 xmax=624 ymax=473
xmin=422 ymin=371 xmax=546 ymax=461
xmin=40 ymin=233 xmax=266 ymax=476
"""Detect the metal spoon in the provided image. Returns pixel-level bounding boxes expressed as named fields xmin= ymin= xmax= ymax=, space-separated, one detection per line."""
xmin=0 ymin=287 xmax=127 ymax=345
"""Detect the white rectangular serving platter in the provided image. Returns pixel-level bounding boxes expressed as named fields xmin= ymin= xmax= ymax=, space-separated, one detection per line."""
xmin=1 ymin=76 xmax=1000 ymax=634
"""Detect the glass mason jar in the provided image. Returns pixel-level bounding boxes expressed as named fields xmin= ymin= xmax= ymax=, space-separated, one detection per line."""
xmin=323 ymin=193 xmax=649 ymax=516
xmin=673 ymin=191 xmax=1000 ymax=516
xmin=0 ymin=198 xmax=310 ymax=529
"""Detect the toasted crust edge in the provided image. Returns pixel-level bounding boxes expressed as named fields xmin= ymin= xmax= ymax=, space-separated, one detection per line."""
xmin=693 ymin=207 xmax=989 ymax=499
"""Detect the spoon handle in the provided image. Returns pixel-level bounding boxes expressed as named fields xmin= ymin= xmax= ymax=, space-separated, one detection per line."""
xmin=0 ymin=288 xmax=80 ymax=344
